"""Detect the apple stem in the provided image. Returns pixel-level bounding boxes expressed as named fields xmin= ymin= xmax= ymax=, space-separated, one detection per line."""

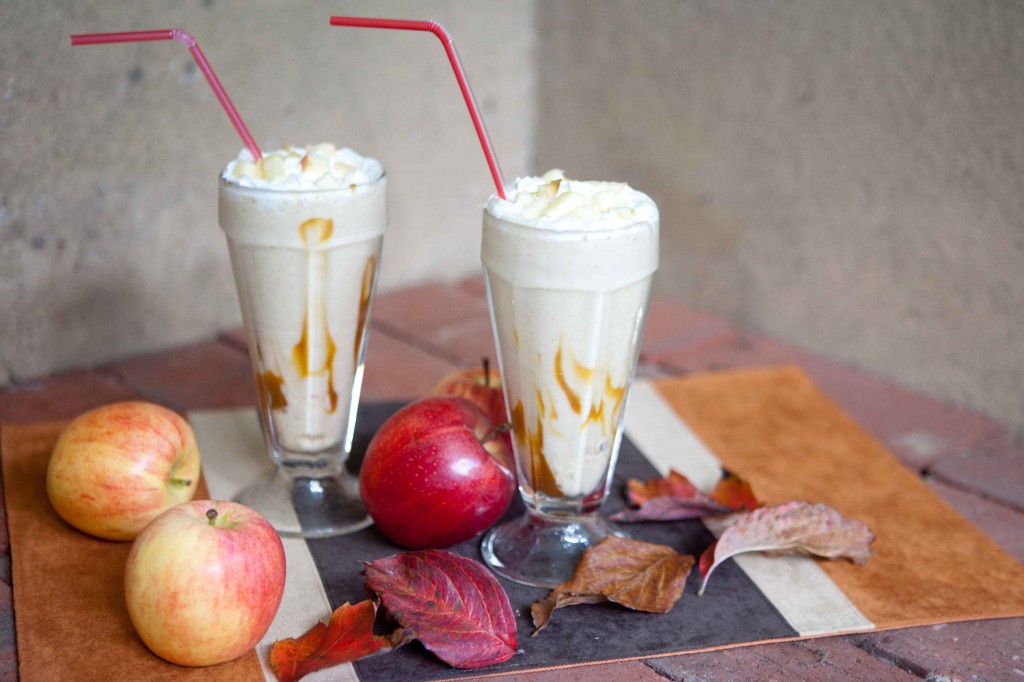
xmin=483 ymin=421 xmax=512 ymax=444
xmin=482 ymin=356 xmax=491 ymax=387
xmin=169 ymin=477 xmax=192 ymax=487
xmin=207 ymin=509 xmax=218 ymax=526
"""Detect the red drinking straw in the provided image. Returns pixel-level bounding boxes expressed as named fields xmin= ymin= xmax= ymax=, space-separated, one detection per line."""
xmin=70 ymin=29 xmax=262 ymax=161
xmin=329 ymin=17 xmax=506 ymax=200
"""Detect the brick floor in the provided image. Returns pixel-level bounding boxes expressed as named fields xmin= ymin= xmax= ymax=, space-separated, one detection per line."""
xmin=928 ymin=479 xmax=1024 ymax=562
xmin=100 ymin=340 xmax=257 ymax=412
xmin=646 ymin=637 xmax=917 ymax=681
xmin=640 ymin=297 xmax=736 ymax=361
xmin=0 ymin=371 xmax=141 ymax=423
xmin=929 ymin=435 xmax=1024 ymax=513
xmin=849 ymin=618 xmax=1024 ymax=681
xmin=373 ymin=282 xmax=491 ymax=360
xmin=361 ymin=329 xmax=460 ymax=402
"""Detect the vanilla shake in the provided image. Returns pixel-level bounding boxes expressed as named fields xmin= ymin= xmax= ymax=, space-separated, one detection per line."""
xmin=482 ymin=170 xmax=658 ymax=513
xmin=219 ymin=144 xmax=385 ymax=468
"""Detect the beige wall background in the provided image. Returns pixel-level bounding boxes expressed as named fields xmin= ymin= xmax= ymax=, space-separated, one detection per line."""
xmin=535 ymin=0 xmax=1023 ymax=434
xmin=2 ymin=1 xmax=1022 ymax=434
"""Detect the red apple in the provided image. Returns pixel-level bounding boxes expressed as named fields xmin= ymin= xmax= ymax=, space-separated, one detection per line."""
xmin=432 ymin=359 xmax=512 ymax=451
xmin=359 ymin=396 xmax=515 ymax=549
xmin=124 ymin=500 xmax=286 ymax=667
xmin=46 ymin=401 xmax=201 ymax=541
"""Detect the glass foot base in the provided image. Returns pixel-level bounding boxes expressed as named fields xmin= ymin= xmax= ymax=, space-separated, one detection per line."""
xmin=233 ymin=468 xmax=372 ymax=539
xmin=481 ymin=511 xmax=626 ymax=588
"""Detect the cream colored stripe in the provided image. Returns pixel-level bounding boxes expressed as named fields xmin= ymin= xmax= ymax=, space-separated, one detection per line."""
xmin=624 ymin=380 xmax=722 ymax=489
xmin=190 ymin=409 xmax=359 ymax=682
xmin=629 ymin=382 xmax=875 ymax=637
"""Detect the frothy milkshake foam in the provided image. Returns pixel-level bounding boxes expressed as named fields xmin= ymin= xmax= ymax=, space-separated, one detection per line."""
xmin=220 ymin=145 xmax=386 ymax=460
xmin=483 ymin=171 xmax=658 ymax=503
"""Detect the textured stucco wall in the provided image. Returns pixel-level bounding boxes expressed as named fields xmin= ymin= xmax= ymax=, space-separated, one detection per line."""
xmin=536 ymin=0 xmax=1024 ymax=433
xmin=0 ymin=1 xmax=535 ymax=383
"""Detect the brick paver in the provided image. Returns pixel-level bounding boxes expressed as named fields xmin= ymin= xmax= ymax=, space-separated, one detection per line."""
xmin=850 ymin=618 xmax=1024 ymax=681
xmin=928 ymin=479 xmax=1024 ymax=562
xmin=0 ymin=371 xmax=141 ymax=423
xmin=362 ymin=329 xmax=460 ymax=401
xmin=646 ymin=637 xmax=917 ymax=681
xmin=373 ymin=282 xmax=491 ymax=362
xmin=929 ymin=435 xmax=1024 ymax=513
xmin=640 ymin=296 xmax=736 ymax=361
xmin=100 ymin=340 xmax=257 ymax=412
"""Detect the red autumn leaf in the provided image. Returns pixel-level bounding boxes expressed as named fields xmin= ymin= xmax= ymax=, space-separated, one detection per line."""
xmin=269 ymin=600 xmax=401 ymax=682
xmin=708 ymin=473 xmax=760 ymax=512
xmin=364 ymin=549 xmax=518 ymax=669
xmin=625 ymin=469 xmax=700 ymax=506
xmin=699 ymin=501 xmax=874 ymax=595
xmin=531 ymin=536 xmax=694 ymax=634
xmin=611 ymin=470 xmax=760 ymax=522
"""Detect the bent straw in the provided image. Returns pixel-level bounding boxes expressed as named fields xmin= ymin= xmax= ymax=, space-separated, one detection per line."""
xmin=71 ymin=29 xmax=262 ymax=160
xmin=329 ymin=17 xmax=506 ymax=199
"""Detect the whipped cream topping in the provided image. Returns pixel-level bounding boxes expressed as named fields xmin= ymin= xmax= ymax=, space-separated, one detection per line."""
xmin=221 ymin=143 xmax=383 ymax=190
xmin=486 ymin=169 xmax=658 ymax=230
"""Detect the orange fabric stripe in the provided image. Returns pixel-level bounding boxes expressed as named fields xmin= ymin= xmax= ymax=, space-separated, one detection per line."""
xmin=1 ymin=422 xmax=265 ymax=682
xmin=654 ymin=366 xmax=1024 ymax=628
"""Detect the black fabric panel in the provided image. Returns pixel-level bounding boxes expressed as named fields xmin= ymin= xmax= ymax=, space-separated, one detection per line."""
xmin=304 ymin=402 xmax=797 ymax=681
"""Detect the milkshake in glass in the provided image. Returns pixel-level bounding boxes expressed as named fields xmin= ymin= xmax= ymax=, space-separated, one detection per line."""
xmin=219 ymin=143 xmax=385 ymax=538
xmin=480 ymin=170 xmax=658 ymax=587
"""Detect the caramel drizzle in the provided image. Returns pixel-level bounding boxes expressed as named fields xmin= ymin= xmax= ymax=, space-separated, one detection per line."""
xmin=555 ymin=337 xmax=627 ymax=431
xmin=353 ymin=255 xmax=376 ymax=368
xmin=512 ymin=400 xmax=562 ymax=496
xmin=291 ymin=308 xmax=339 ymax=413
xmin=258 ymin=369 xmax=287 ymax=410
xmin=299 ymin=217 xmax=333 ymax=243
xmin=554 ymin=341 xmax=582 ymax=415
xmin=291 ymin=217 xmax=339 ymax=413
xmin=512 ymin=337 xmax=630 ymax=497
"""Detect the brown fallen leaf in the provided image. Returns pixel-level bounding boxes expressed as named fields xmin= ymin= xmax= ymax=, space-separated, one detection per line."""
xmin=531 ymin=535 xmax=694 ymax=635
xmin=269 ymin=600 xmax=402 ymax=682
xmin=610 ymin=470 xmax=760 ymax=522
xmin=698 ymin=501 xmax=874 ymax=595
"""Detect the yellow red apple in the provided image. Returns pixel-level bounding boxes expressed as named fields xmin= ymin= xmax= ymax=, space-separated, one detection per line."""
xmin=46 ymin=401 xmax=201 ymax=541
xmin=359 ymin=396 xmax=515 ymax=549
xmin=124 ymin=500 xmax=286 ymax=667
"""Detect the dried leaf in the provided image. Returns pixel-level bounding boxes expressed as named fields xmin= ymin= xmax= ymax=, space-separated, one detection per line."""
xmin=699 ymin=501 xmax=874 ymax=595
xmin=626 ymin=470 xmax=700 ymax=506
xmin=610 ymin=495 xmax=729 ymax=522
xmin=364 ymin=549 xmax=517 ymax=669
xmin=269 ymin=600 xmax=400 ymax=682
xmin=708 ymin=473 xmax=760 ymax=512
xmin=531 ymin=535 xmax=694 ymax=634
xmin=611 ymin=470 xmax=760 ymax=522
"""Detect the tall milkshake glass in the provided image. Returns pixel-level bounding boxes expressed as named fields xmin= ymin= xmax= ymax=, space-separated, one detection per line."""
xmin=218 ymin=144 xmax=385 ymax=538
xmin=480 ymin=171 xmax=658 ymax=587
